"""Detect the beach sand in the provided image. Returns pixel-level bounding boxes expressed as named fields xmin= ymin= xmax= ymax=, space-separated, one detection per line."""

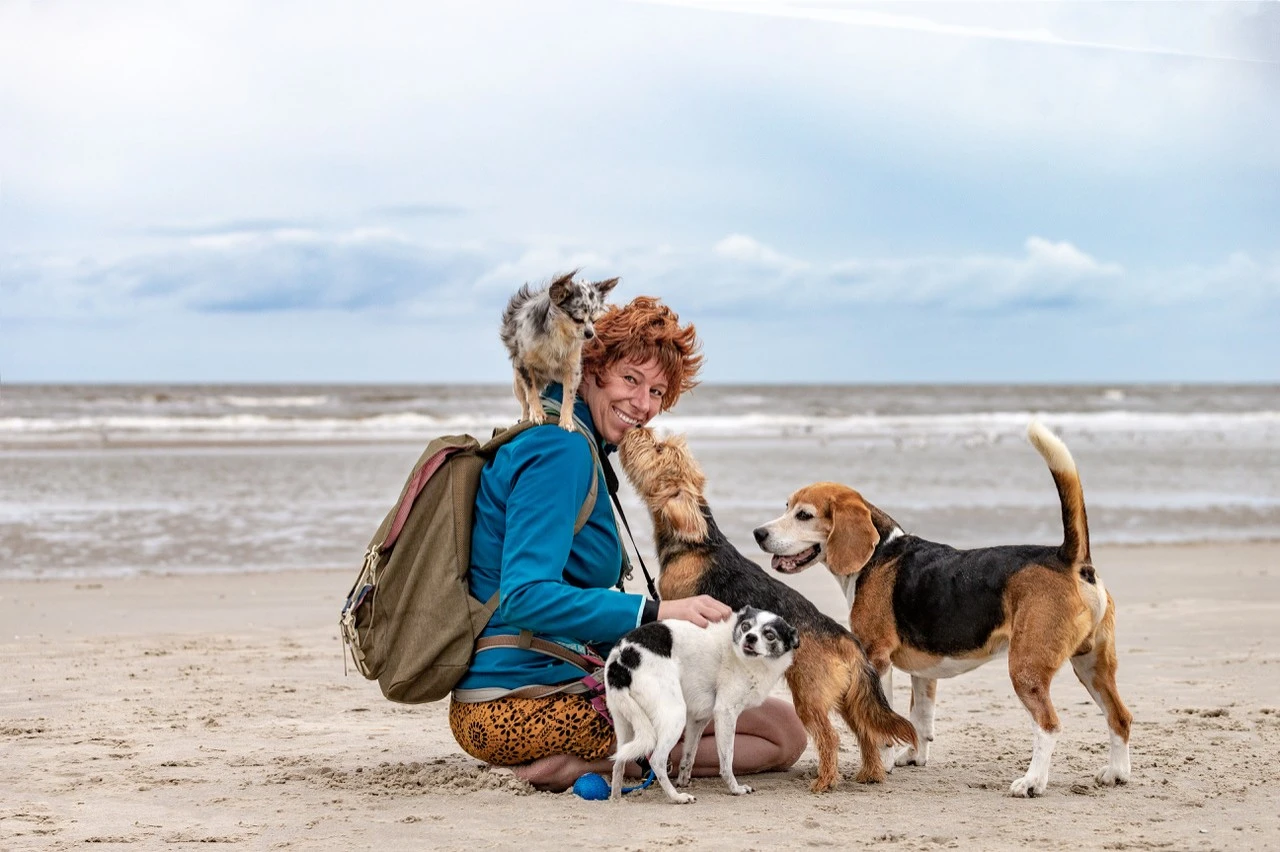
xmin=2 ymin=542 xmax=1277 ymax=851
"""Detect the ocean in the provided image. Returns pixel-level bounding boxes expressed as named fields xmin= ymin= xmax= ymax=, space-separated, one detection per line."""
xmin=1 ymin=383 xmax=1277 ymax=580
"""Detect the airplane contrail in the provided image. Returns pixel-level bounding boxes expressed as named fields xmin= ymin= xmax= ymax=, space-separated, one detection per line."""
xmin=630 ymin=0 xmax=1279 ymax=66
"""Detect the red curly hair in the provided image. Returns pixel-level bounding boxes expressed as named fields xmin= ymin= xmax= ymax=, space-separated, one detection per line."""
xmin=581 ymin=296 xmax=702 ymax=411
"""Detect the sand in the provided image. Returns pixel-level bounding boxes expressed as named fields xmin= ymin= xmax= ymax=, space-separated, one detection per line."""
xmin=2 ymin=542 xmax=1278 ymax=851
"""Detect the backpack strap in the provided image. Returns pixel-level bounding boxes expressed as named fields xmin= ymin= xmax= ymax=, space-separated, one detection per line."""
xmin=457 ymin=400 xmax=615 ymax=705
xmin=471 ymin=404 xmax=602 ymax=626
xmin=538 ymin=400 xmax=600 ymax=535
xmin=473 ymin=634 xmax=603 ymax=671
xmin=454 ymin=634 xmax=607 ymax=705
xmin=480 ymin=407 xmax=598 ymax=535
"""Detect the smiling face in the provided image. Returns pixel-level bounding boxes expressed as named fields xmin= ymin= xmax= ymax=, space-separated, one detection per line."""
xmin=581 ymin=358 xmax=668 ymax=446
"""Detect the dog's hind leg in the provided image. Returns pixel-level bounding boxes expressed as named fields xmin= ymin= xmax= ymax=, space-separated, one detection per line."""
xmin=843 ymin=704 xmax=888 ymax=785
xmin=651 ymin=714 xmax=695 ymax=804
xmin=1070 ymin=595 xmax=1132 ymax=787
xmin=609 ymin=712 xmax=636 ymax=802
xmin=511 ymin=367 xmax=532 ymax=422
xmin=675 ymin=715 xmax=711 ymax=787
xmin=522 ymin=367 xmax=548 ymax=425
xmin=793 ymin=691 xmax=842 ymax=792
xmin=1008 ymin=635 xmax=1065 ymax=798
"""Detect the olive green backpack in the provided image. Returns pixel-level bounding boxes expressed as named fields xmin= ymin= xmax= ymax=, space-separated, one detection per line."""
xmin=339 ymin=405 xmax=599 ymax=704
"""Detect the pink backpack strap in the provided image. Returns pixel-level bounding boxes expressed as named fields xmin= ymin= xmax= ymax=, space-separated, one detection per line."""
xmin=381 ymin=446 xmax=463 ymax=551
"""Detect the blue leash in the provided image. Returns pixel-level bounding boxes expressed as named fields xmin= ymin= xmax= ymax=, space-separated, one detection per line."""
xmin=572 ymin=757 xmax=658 ymax=800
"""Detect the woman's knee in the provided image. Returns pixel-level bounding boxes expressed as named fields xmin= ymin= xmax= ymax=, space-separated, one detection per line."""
xmin=760 ymin=699 xmax=808 ymax=766
xmin=735 ymin=699 xmax=807 ymax=768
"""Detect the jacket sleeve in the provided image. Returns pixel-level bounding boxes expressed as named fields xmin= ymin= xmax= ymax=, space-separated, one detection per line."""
xmin=494 ymin=427 xmax=648 ymax=644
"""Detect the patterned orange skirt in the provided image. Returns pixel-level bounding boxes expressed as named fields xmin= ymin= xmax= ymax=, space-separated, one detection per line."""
xmin=448 ymin=693 xmax=615 ymax=765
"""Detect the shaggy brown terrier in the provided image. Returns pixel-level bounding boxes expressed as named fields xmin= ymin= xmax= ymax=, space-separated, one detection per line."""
xmin=619 ymin=428 xmax=916 ymax=792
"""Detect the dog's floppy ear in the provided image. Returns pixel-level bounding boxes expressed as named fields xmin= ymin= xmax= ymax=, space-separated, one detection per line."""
xmin=777 ymin=619 xmax=801 ymax=652
xmin=825 ymin=490 xmax=880 ymax=576
xmin=663 ymin=488 xmax=709 ymax=543
xmin=592 ymin=276 xmax=619 ymax=298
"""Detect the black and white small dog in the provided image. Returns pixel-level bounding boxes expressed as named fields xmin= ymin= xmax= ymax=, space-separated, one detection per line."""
xmin=499 ymin=270 xmax=618 ymax=430
xmin=605 ymin=607 xmax=800 ymax=804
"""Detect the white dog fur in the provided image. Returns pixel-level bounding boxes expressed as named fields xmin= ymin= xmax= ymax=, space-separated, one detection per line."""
xmin=604 ymin=607 xmax=800 ymax=803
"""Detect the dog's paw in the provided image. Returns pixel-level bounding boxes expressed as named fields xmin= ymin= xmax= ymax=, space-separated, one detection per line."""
xmin=668 ymin=792 xmax=696 ymax=805
xmin=1009 ymin=774 xmax=1048 ymax=798
xmin=729 ymin=782 xmax=753 ymax=796
xmin=528 ymin=410 xmax=546 ymax=425
xmin=675 ymin=773 xmax=692 ymax=788
xmin=854 ymin=766 xmax=886 ymax=784
xmin=895 ymin=746 xmax=928 ymax=767
xmin=1094 ymin=764 xmax=1130 ymax=787
xmin=557 ymin=417 xmax=576 ymax=431
xmin=809 ymin=776 xmax=837 ymax=793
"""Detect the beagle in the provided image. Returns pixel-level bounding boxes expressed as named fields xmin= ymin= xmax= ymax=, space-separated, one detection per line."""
xmin=753 ymin=421 xmax=1132 ymax=797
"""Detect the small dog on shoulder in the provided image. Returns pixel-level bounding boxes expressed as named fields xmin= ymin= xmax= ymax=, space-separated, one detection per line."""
xmin=500 ymin=271 xmax=618 ymax=430
xmin=605 ymin=607 xmax=800 ymax=804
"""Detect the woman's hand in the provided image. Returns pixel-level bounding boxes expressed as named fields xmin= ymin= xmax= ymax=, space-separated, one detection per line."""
xmin=657 ymin=595 xmax=732 ymax=628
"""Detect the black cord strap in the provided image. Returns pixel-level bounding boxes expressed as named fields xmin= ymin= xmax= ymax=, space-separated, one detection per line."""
xmin=599 ymin=452 xmax=660 ymax=601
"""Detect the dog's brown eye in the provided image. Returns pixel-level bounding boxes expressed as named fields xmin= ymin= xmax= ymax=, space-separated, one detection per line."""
xmin=763 ymin=629 xmax=776 ymax=641
xmin=795 ymin=510 xmax=813 ymax=521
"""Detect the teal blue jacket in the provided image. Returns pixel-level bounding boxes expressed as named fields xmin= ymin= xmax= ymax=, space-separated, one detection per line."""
xmin=456 ymin=387 xmax=655 ymax=692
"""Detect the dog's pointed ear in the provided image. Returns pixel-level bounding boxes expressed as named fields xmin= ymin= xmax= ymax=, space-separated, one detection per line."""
xmin=826 ymin=490 xmax=879 ymax=575
xmin=592 ymin=277 xmax=619 ymax=298
xmin=549 ymin=270 xmax=578 ymax=302
xmin=664 ymin=490 xmax=709 ymax=542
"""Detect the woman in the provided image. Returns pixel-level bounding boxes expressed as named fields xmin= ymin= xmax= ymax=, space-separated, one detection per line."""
xmin=449 ymin=295 xmax=807 ymax=791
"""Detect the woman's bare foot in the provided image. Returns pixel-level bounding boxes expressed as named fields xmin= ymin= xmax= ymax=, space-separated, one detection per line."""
xmin=512 ymin=755 xmax=613 ymax=792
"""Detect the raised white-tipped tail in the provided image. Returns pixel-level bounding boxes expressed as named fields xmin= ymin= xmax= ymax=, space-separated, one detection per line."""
xmin=1027 ymin=420 xmax=1076 ymax=475
xmin=1026 ymin=420 xmax=1090 ymax=565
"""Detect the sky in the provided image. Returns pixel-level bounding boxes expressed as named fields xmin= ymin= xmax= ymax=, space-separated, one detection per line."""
xmin=1 ymin=0 xmax=1278 ymax=384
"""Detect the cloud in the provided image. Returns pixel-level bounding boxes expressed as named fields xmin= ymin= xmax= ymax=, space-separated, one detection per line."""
xmin=368 ymin=204 xmax=468 ymax=220
xmin=6 ymin=234 xmax=1275 ymax=328
xmin=2 ymin=229 xmax=494 ymax=320
xmin=141 ymin=218 xmax=323 ymax=238
xmin=713 ymin=234 xmax=807 ymax=272
xmin=661 ymin=235 xmax=1126 ymax=312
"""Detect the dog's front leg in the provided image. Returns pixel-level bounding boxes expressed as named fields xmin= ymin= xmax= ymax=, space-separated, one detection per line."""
xmin=557 ymin=361 xmax=580 ymax=431
xmin=676 ymin=715 xmax=711 ymax=787
xmin=878 ymin=666 xmax=899 ymax=771
xmin=896 ymin=675 xmax=936 ymax=767
xmin=714 ymin=707 xmax=751 ymax=795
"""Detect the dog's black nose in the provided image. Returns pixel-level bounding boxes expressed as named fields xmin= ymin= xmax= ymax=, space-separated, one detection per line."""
xmin=743 ymin=633 xmax=756 ymax=646
xmin=752 ymin=527 xmax=768 ymax=545
xmin=583 ymin=328 xmax=595 ymax=339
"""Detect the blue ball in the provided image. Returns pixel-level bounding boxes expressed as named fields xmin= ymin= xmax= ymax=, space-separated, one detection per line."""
xmin=572 ymin=772 xmax=612 ymax=801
